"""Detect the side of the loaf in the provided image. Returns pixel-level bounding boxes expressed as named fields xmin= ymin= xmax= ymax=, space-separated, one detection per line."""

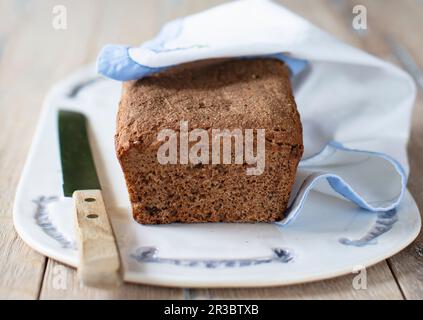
xmin=115 ymin=59 xmax=303 ymax=224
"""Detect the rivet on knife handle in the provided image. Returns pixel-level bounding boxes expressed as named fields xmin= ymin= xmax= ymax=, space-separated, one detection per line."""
xmin=73 ymin=189 xmax=122 ymax=288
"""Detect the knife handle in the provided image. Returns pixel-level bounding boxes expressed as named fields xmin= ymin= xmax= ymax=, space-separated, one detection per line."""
xmin=73 ymin=189 xmax=122 ymax=288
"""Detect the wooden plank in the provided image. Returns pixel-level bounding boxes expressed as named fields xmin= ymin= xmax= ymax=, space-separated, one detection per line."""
xmin=0 ymin=218 xmax=46 ymax=299
xmin=388 ymin=101 xmax=423 ymax=299
xmin=86 ymin=0 xmax=229 ymax=58
xmin=346 ymin=0 xmax=423 ymax=300
xmin=0 ymin=0 xmax=107 ymax=299
xmin=190 ymin=263 xmax=403 ymax=300
xmin=73 ymin=190 xmax=122 ymax=289
xmin=0 ymin=0 xmax=49 ymax=300
xmin=39 ymin=259 xmax=184 ymax=300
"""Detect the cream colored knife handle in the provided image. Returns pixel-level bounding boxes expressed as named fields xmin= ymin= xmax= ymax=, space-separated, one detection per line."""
xmin=73 ymin=189 xmax=122 ymax=288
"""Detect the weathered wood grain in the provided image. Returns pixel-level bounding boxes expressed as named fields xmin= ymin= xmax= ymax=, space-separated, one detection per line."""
xmin=73 ymin=190 xmax=122 ymax=288
xmin=190 ymin=263 xmax=403 ymax=300
xmin=1 ymin=0 xmax=422 ymax=299
xmin=0 ymin=0 xmax=111 ymax=299
xmin=0 ymin=218 xmax=46 ymax=299
xmin=388 ymin=101 xmax=423 ymax=299
xmin=343 ymin=0 xmax=423 ymax=300
xmin=39 ymin=259 xmax=184 ymax=300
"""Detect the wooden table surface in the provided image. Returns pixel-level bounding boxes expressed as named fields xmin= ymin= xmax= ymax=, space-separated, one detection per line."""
xmin=1 ymin=0 xmax=422 ymax=300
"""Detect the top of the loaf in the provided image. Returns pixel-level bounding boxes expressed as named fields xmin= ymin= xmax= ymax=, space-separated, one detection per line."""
xmin=115 ymin=58 xmax=302 ymax=154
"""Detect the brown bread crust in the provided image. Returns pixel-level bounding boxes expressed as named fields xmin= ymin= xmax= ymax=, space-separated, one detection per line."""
xmin=115 ymin=58 xmax=303 ymax=224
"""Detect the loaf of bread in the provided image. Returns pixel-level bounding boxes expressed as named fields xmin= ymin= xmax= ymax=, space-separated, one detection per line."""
xmin=115 ymin=58 xmax=303 ymax=224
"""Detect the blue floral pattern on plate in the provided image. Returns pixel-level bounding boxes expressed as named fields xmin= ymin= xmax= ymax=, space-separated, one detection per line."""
xmin=130 ymin=246 xmax=293 ymax=268
xmin=33 ymin=196 xmax=76 ymax=249
xmin=339 ymin=209 xmax=398 ymax=247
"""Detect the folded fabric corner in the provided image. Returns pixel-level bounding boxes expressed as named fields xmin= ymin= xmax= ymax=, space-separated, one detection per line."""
xmin=278 ymin=142 xmax=407 ymax=226
xmin=97 ymin=44 xmax=163 ymax=81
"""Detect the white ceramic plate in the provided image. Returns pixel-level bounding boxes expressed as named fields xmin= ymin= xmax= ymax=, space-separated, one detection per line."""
xmin=13 ymin=65 xmax=421 ymax=287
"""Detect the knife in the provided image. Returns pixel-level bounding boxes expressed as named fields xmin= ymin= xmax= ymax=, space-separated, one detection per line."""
xmin=58 ymin=110 xmax=121 ymax=288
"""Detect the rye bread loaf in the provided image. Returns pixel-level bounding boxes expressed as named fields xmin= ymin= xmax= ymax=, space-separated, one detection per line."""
xmin=115 ymin=58 xmax=303 ymax=224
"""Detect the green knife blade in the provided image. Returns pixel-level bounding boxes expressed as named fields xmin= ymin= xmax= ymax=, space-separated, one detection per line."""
xmin=58 ymin=110 xmax=101 ymax=197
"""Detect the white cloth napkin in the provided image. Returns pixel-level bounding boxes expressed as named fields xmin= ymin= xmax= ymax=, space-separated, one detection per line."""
xmin=97 ymin=0 xmax=416 ymax=224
